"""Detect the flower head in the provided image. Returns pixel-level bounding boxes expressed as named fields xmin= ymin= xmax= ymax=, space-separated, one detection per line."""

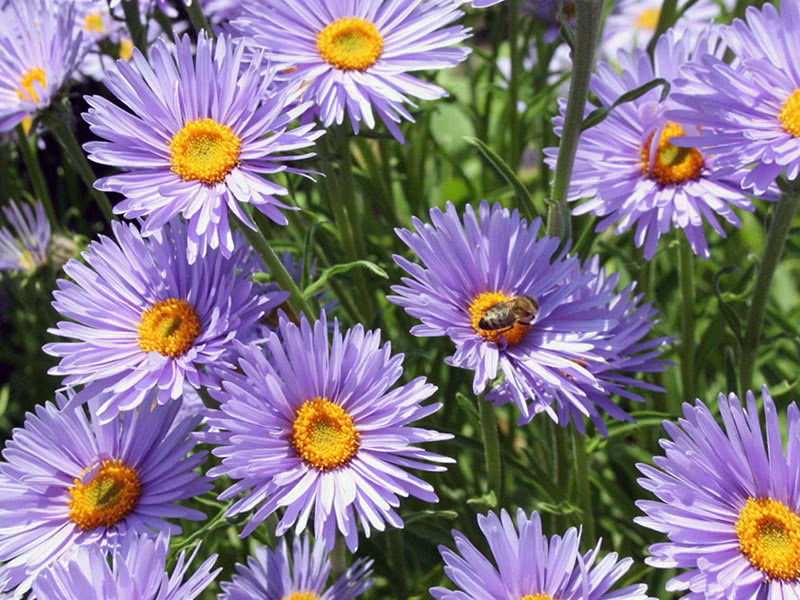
xmin=0 ymin=0 xmax=83 ymax=132
xmin=636 ymin=386 xmax=800 ymax=600
xmin=0 ymin=200 xmax=50 ymax=273
xmin=546 ymin=30 xmax=774 ymax=260
xmin=669 ymin=1 xmax=800 ymax=194
xmin=232 ymin=0 xmax=471 ymax=143
xmin=389 ymin=201 xmax=668 ymax=433
xmin=32 ymin=531 xmax=219 ymax=600
xmin=431 ymin=509 xmax=650 ymax=600
xmin=83 ymin=32 xmax=321 ymax=261
xmin=0 ymin=394 xmax=210 ymax=597
xmin=219 ymin=534 xmax=373 ymax=600
xmin=198 ymin=312 xmax=453 ymax=551
xmin=43 ymin=220 xmax=283 ymax=423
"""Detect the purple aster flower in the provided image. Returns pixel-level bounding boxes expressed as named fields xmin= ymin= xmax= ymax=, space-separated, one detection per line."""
xmin=43 ymin=220 xmax=284 ymax=423
xmin=669 ymin=1 xmax=800 ymax=194
xmin=0 ymin=0 xmax=83 ymax=132
xmin=636 ymin=386 xmax=800 ymax=600
xmin=389 ymin=201 xmax=668 ymax=433
xmin=232 ymin=0 xmax=471 ymax=143
xmin=545 ymin=29 xmax=775 ymax=260
xmin=0 ymin=394 xmax=210 ymax=597
xmin=0 ymin=200 xmax=50 ymax=273
xmin=431 ymin=509 xmax=651 ymax=600
xmin=82 ymin=32 xmax=321 ymax=262
xmin=198 ymin=312 xmax=453 ymax=551
xmin=219 ymin=533 xmax=373 ymax=600
xmin=32 ymin=531 xmax=219 ymax=600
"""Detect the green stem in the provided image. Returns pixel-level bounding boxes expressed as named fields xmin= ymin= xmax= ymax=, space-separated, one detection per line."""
xmin=740 ymin=182 xmax=800 ymax=396
xmin=478 ymin=398 xmax=502 ymax=501
xmin=572 ymin=427 xmax=594 ymax=547
xmin=15 ymin=125 xmax=57 ymax=228
xmin=234 ymin=214 xmax=315 ymax=319
xmin=546 ymin=0 xmax=602 ymax=241
xmin=186 ymin=0 xmax=214 ymax=37
xmin=330 ymin=534 xmax=347 ymax=578
xmin=647 ymin=0 xmax=679 ymax=57
xmin=387 ymin=529 xmax=408 ymax=600
xmin=508 ymin=0 xmax=521 ymax=171
xmin=678 ymin=236 xmax=696 ymax=405
xmin=119 ymin=0 xmax=147 ymax=58
xmin=554 ymin=422 xmax=570 ymax=531
xmin=44 ymin=111 xmax=114 ymax=224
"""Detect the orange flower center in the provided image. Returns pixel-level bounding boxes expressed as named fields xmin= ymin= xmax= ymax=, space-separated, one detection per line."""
xmin=636 ymin=8 xmax=660 ymax=29
xmin=17 ymin=67 xmax=46 ymax=103
xmin=468 ymin=291 xmax=531 ymax=347
xmin=137 ymin=298 xmax=201 ymax=358
xmin=316 ymin=17 xmax=383 ymax=71
xmin=169 ymin=118 xmax=241 ymax=185
xmin=641 ymin=122 xmax=704 ymax=186
xmin=68 ymin=459 xmax=141 ymax=530
xmin=84 ymin=11 xmax=104 ymax=33
xmin=283 ymin=593 xmax=319 ymax=600
xmin=290 ymin=398 xmax=359 ymax=470
xmin=779 ymin=89 xmax=800 ymax=138
xmin=521 ymin=595 xmax=555 ymax=600
xmin=736 ymin=497 xmax=800 ymax=581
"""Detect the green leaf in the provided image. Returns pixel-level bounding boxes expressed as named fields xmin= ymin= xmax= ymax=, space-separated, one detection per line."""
xmin=466 ymin=490 xmax=498 ymax=509
xmin=581 ymin=78 xmax=671 ymax=132
xmin=402 ymin=510 xmax=459 ymax=527
xmin=301 ymin=260 xmax=388 ymax=299
xmin=463 ymin=136 xmax=537 ymax=217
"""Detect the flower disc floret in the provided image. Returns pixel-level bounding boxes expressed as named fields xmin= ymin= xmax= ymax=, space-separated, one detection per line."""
xmin=17 ymin=67 xmax=46 ymax=102
xmin=641 ymin=123 xmax=704 ymax=185
xmin=316 ymin=17 xmax=383 ymax=71
xmin=68 ymin=459 xmax=141 ymax=530
xmin=290 ymin=398 xmax=359 ymax=470
xmin=522 ymin=595 xmax=554 ymax=600
xmin=779 ymin=90 xmax=800 ymax=138
xmin=469 ymin=292 xmax=529 ymax=346
xmin=169 ymin=118 xmax=241 ymax=185
xmin=284 ymin=593 xmax=318 ymax=600
xmin=137 ymin=298 xmax=201 ymax=358
xmin=737 ymin=497 xmax=800 ymax=581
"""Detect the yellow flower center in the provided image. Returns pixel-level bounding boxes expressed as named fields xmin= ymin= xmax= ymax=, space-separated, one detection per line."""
xmin=137 ymin=298 xmax=201 ymax=358
xmin=283 ymin=593 xmax=318 ymax=600
xmin=119 ymin=38 xmax=134 ymax=61
xmin=469 ymin=292 xmax=530 ymax=347
xmin=636 ymin=8 xmax=660 ymax=29
xmin=521 ymin=595 xmax=555 ymax=600
xmin=68 ymin=459 xmax=141 ymax=530
xmin=779 ymin=89 xmax=800 ymax=138
xmin=169 ymin=118 xmax=241 ymax=185
xmin=290 ymin=398 xmax=359 ymax=471
xmin=316 ymin=17 xmax=383 ymax=71
xmin=84 ymin=11 xmax=104 ymax=33
xmin=736 ymin=497 xmax=800 ymax=581
xmin=641 ymin=122 xmax=704 ymax=186
xmin=17 ymin=67 xmax=46 ymax=103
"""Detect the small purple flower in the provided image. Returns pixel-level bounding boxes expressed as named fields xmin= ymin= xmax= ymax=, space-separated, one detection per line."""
xmin=669 ymin=1 xmax=800 ymax=194
xmin=43 ymin=220 xmax=283 ymax=423
xmin=83 ymin=32 xmax=321 ymax=262
xmin=0 ymin=394 xmax=210 ymax=597
xmin=219 ymin=534 xmax=373 ymax=600
xmin=232 ymin=0 xmax=471 ymax=143
xmin=198 ymin=312 xmax=453 ymax=551
xmin=546 ymin=30 xmax=775 ymax=260
xmin=431 ymin=509 xmax=651 ymax=600
xmin=33 ymin=531 xmax=219 ymax=600
xmin=0 ymin=0 xmax=84 ymax=132
xmin=0 ymin=200 xmax=50 ymax=273
xmin=636 ymin=386 xmax=800 ymax=600
xmin=390 ymin=201 xmax=668 ymax=433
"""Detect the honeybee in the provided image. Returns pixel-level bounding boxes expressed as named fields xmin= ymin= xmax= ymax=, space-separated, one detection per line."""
xmin=478 ymin=295 xmax=539 ymax=333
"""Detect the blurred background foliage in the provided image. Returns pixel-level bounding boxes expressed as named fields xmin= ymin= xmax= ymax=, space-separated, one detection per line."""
xmin=0 ymin=0 xmax=796 ymax=598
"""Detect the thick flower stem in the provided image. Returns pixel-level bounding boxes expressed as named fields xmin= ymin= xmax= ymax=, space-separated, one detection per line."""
xmin=187 ymin=0 xmax=214 ymax=37
xmin=234 ymin=214 xmax=315 ymax=319
xmin=43 ymin=110 xmax=114 ymax=224
xmin=740 ymin=183 xmax=800 ymax=396
xmin=387 ymin=529 xmax=408 ymax=600
xmin=479 ymin=398 xmax=502 ymax=501
xmin=678 ymin=236 xmax=696 ymax=404
xmin=508 ymin=0 xmax=521 ymax=171
xmin=572 ymin=427 xmax=595 ymax=548
xmin=119 ymin=0 xmax=147 ymax=58
xmin=15 ymin=125 xmax=57 ymax=228
xmin=546 ymin=0 xmax=603 ymax=241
